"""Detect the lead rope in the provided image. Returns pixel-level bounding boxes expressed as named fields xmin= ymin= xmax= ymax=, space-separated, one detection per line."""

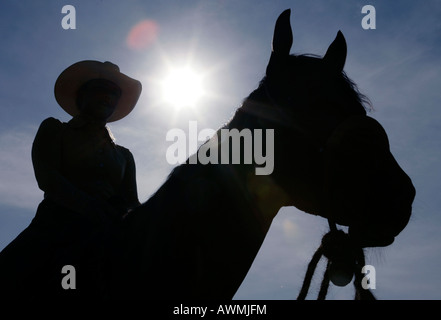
xmin=297 ymin=220 xmax=376 ymax=300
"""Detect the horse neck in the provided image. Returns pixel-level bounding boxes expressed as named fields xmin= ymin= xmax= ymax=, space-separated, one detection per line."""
xmin=179 ymin=154 xmax=285 ymax=236
xmin=203 ymin=103 xmax=290 ymax=231
xmin=134 ymin=158 xmax=282 ymax=298
xmin=122 ymin=90 xmax=291 ymax=299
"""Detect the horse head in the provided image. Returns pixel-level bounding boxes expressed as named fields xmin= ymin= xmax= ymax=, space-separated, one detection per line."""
xmin=258 ymin=9 xmax=415 ymax=248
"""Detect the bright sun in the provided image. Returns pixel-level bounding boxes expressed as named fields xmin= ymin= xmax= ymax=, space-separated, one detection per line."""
xmin=161 ymin=67 xmax=204 ymax=109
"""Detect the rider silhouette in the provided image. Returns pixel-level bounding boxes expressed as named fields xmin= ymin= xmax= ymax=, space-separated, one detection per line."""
xmin=0 ymin=60 xmax=142 ymax=298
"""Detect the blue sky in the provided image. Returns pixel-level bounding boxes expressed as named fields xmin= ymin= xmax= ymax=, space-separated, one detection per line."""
xmin=0 ymin=0 xmax=440 ymax=300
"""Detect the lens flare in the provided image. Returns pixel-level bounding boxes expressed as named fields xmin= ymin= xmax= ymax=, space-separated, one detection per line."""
xmin=127 ymin=20 xmax=159 ymax=50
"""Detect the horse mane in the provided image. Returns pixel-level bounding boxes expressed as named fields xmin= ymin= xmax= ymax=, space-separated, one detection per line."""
xmin=225 ymin=53 xmax=372 ymax=138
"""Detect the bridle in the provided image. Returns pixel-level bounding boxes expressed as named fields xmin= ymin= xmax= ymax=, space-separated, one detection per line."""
xmin=242 ymin=81 xmax=379 ymax=299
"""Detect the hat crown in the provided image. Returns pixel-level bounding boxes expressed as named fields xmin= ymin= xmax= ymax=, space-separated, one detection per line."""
xmin=103 ymin=61 xmax=120 ymax=73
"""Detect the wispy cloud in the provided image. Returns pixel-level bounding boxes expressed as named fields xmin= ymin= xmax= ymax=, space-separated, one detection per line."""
xmin=0 ymin=125 xmax=41 ymax=210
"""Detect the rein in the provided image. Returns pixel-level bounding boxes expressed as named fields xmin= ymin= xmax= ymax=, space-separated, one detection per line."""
xmin=297 ymin=221 xmax=376 ymax=300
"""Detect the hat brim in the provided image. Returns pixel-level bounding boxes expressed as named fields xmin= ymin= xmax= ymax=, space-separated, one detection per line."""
xmin=54 ymin=60 xmax=142 ymax=122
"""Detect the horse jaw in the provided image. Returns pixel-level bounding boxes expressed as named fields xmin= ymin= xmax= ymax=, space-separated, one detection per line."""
xmin=246 ymin=172 xmax=291 ymax=226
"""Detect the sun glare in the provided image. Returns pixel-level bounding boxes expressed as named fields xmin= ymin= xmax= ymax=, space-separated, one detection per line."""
xmin=161 ymin=67 xmax=204 ymax=109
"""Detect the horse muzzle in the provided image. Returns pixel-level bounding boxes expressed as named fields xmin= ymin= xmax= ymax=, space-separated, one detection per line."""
xmin=349 ymin=177 xmax=415 ymax=248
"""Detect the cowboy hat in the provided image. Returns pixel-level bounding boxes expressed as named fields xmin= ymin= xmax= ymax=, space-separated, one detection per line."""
xmin=54 ymin=60 xmax=142 ymax=122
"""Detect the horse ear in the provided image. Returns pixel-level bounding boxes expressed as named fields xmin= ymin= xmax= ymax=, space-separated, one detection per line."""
xmin=323 ymin=31 xmax=347 ymax=72
xmin=272 ymin=9 xmax=293 ymax=55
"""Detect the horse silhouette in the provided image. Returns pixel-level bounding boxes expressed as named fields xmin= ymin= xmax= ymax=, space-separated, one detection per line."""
xmin=105 ymin=9 xmax=415 ymax=299
xmin=3 ymin=9 xmax=417 ymax=299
